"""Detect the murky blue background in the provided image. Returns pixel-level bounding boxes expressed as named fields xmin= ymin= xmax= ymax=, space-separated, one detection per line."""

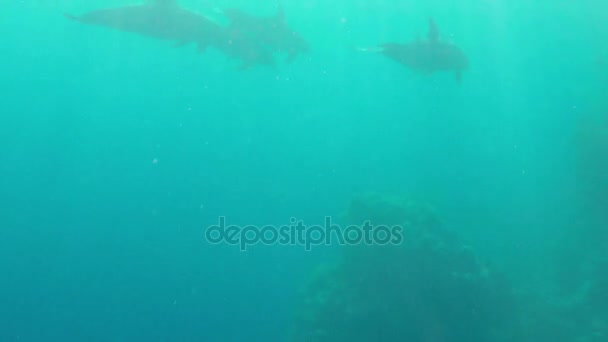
xmin=1 ymin=1 xmax=607 ymax=340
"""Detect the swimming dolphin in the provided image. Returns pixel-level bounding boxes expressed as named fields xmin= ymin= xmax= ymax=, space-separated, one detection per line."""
xmin=222 ymin=6 xmax=309 ymax=62
xmin=64 ymin=0 xmax=224 ymax=52
xmin=65 ymin=0 xmax=277 ymax=68
xmin=365 ymin=18 xmax=468 ymax=81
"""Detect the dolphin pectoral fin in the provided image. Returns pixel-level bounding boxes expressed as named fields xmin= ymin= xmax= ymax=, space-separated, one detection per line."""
xmin=238 ymin=62 xmax=252 ymax=71
xmin=455 ymin=71 xmax=462 ymax=82
xmin=174 ymin=41 xmax=188 ymax=48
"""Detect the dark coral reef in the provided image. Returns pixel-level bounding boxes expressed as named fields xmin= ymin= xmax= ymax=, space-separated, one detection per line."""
xmin=290 ymin=194 xmax=516 ymax=342
xmin=290 ymin=193 xmax=608 ymax=341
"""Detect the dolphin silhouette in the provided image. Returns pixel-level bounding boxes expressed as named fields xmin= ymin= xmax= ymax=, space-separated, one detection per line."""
xmin=365 ymin=18 xmax=469 ymax=81
xmin=65 ymin=0 xmax=279 ymax=68
xmin=222 ymin=6 xmax=309 ymax=62
xmin=64 ymin=0 xmax=225 ymax=52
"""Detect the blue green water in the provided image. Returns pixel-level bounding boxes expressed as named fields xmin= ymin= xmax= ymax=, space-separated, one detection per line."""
xmin=1 ymin=1 xmax=607 ymax=341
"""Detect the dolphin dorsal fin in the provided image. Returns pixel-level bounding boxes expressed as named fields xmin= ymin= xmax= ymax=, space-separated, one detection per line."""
xmin=427 ymin=18 xmax=439 ymax=42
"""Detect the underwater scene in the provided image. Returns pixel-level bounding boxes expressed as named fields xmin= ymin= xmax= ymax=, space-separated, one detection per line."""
xmin=1 ymin=0 xmax=607 ymax=341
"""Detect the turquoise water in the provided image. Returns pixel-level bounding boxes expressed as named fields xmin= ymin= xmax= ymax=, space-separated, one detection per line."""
xmin=1 ymin=1 xmax=607 ymax=341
